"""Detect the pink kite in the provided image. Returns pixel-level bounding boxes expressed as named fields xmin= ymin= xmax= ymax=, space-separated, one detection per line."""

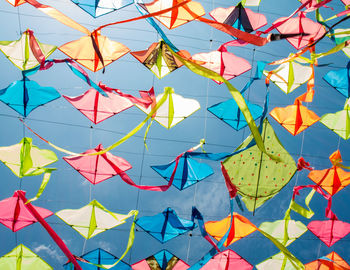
xmin=273 ymin=12 xmax=326 ymax=49
xmin=201 ymin=249 xmax=253 ymax=270
xmin=63 ymin=88 xmax=133 ymax=124
xmin=63 ymin=144 xmax=132 ymax=185
xmin=191 ymin=45 xmax=251 ymax=84
xmin=308 ymin=219 xmax=350 ymax=247
xmin=0 ymin=190 xmax=53 ymax=232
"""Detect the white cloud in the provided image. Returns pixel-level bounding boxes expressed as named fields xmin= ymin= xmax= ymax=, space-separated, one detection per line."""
xmin=33 ymin=244 xmax=64 ymax=262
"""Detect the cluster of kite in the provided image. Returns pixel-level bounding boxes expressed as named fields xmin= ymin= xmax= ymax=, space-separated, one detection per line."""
xmin=0 ymin=0 xmax=350 ymax=269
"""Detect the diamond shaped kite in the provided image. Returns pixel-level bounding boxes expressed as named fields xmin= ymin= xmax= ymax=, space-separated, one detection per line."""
xmin=59 ymin=31 xmax=130 ymax=72
xmin=136 ymin=208 xmax=196 ymax=243
xmin=323 ymin=63 xmax=350 ymax=98
xmin=222 ymin=118 xmax=297 ymax=212
xmin=137 ymin=87 xmax=200 ymax=129
xmin=308 ymin=150 xmax=350 ymax=196
xmin=63 ymin=88 xmax=133 ymax=124
xmin=56 ymin=200 xmax=134 ymax=239
xmin=308 ymin=219 xmax=350 ymax=247
xmin=132 ymin=250 xmax=189 ymax=270
xmin=0 ymin=30 xmax=56 ymax=70
xmin=191 ymin=46 xmax=252 ymax=84
xmin=0 ymin=190 xmax=53 ymax=232
xmin=209 ymin=2 xmax=267 ymax=33
xmin=71 ymin=0 xmax=134 ymax=18
xmin=264 ymin=60 xmax=312 ymax=94
xmin=208 ymin=98 xmax=263 ymax=131
xmin=63 ymin=248 xmax=131 ymax=270
xmin=130 ymin=40 xmax=190 ymax=79
xmin=205 ymin=213 xmax=257 ymax=247
xmin=273 ymin=12 xmax=326 ymax=49
xmin=320 ymin=99 xmax=350 ymax=140
xmin=0 ymin=244 xmax=53 ymax=269
xmin=6 ymin=0 xmax=26 ymax=6
xmin=256 ymin=252 xmax=297 ymax=270
xmin=0 ymin=75 xmax=60 ymax=117
xmin=201 ymin=249 xmax=253 ymax=270
xmin=151 ymin=152 xmax=214 ymax=190
xmin=305 ymin=251 xmax=350 ymax=270
xmin=138 ymin=0 xmax=205 ymax=29
xmin=269 ymin=99 xmax=320 ymax=136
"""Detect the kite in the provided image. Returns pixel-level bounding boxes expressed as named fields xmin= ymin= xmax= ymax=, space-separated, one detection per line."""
xmin=205 ymin=213 xmax=257 ymax=247
xmin=63 ymin=88 xmax=133 ymax=124
xmin=138 ymin=0 xmax=205 ymax=29
xmin=320 ymin=99 xmax=350 ymax=140
xmin=208 ymin=98 xmax=263 ymax=130
xmin=269 ymin=98 xmax=320 ymax=136
xmin=191 ymin=45 xmax=252 ymax=84
xmin=200 ymin=249 xmax=253 ymax=270
xmin=304 ymin=251 xmax=350 ymax=270
xmin=323 ymin=62 xmax=350 ymax=98
xmin=209 ymin=2 xmax=267 ymax=33
xmin=0 ymin=30 xmax=56 ymax=70
xmin=63 ymin=248 xmax=131 ymax=270
xmin=136 ymin=87 xmax=200 ymax=129
xmin=131 ymin=250 xmax=189 ymax=270
xmin=6 ymin=0 xmax=26 ymax=6
xmin=59 ymin=31 xmax=130 ymax=72
xmin=130 ymin=40 xmax=190 ymax=79
xmin=221 ymin=118 xmax=297 ymax=213
xmin=308 ymin=150 xmax=350 ymax=196
xmin=0 ymin=190 xmax=53 ymax=232
xmin=308 ymin=219 xmax=350 ymax=247
xmin=273 ymin=12 xmax=326 ymax=50
xmin=136 ymin=207 xmax=196 ymax=243
xmin=0 ymin=72 xmax=60 ymax=117
xmin=0 ymin=244 xmax=53 ymax=270
xmin=151 ymin=151 xmax=214 ymax=190
xmin=263 ymin=60 xmax=313 ymax=94
xmin=56 ymin=200 xmax=136 ymax=239
xmin=330 ymin=29 xmax=350 ymax=58
xmin=63 ymin=144 xmax=132 ymax=185
xmin=0 ymin=137 xmax=58 ymax=201
xmin=256 ymin=252 xmax=297 ymax=270
xmin=71 ymin=0 xmax=134 ymax=18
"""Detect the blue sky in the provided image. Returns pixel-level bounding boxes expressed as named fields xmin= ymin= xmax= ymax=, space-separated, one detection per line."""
xmin=0 ymin=0 xmax=349 ymax=269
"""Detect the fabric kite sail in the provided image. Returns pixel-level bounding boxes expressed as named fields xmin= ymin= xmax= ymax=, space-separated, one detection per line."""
xmin=0 ymin=137 xmax=58 ymax=201
xmin=308 ymin=150 xmax=350 ymax=196
xmin=136 ymin=208 xmax=196 ymax=243
xmin=263 ymin=60 xmax=313 ymax=94
xmin=138 ymin=0 xmax=205 ymax=29
xmin=330 ymin=29 xmax=350 ymax=58
xmin=56 ymin=200 xmax=136 ymax=239
xmin=0 ymin=244 xmax=53 ymax=269
xmin=273 ymin=12 xmax=326 ymax=49
xmin=191 ymin=45 xmax=252 ymax=84
xmin=136 ymin=87 xmax=200 ymax=129
xmin=304 ymin=251 xmax=350 ymax=270
xmin=6 ymin=0 xmax=26 ymax=6
xmin=63 ymin=144 xmax=132 ymax=185
xmin=130 ymin=40 xmax=190 ymax=79
xmin=151 ymin=152 xmax=214 ymax=190
xmin=200 ymin=249 xmax=253 ymax=270
xmin=208 ymin=98 xmax=263 ymax=130
xmin=63 ymin=88 xmax=133 ymax=124
xmin=269 ymin=98 xmax=320 ymax=136
xmin=308 ymin=219 xmax=350 ymax=247
xmin=323 ymin=62 xmax=350 ymax=98
xmin=131 ymin=250 xmax=189 ymax=270
xmin=63 ymin=248 xmax=131 ymax=270
xmin=59 ymin=31 xmax=130 ymax=72
xmin=320 ymin=99 xmax=350 ymax=140
xmin=71 ymin=0 xmax=134 ymax=18
xmin=221 ymin=118 xmax=297 ymax=212
xmin=0 ymin=30 xmax=56 ymax=70
xmin=0 ymin=73 xmax=60 ymax=117
xmin=205 ymin=213 xmax=257 ymax=247
xmin=209 ymin=2 xmax=267 ymax=33
xmin=256 ymin=252 xmax=297 ymax=270
xmin=0 ymin=190 xmax=53 ymax=232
